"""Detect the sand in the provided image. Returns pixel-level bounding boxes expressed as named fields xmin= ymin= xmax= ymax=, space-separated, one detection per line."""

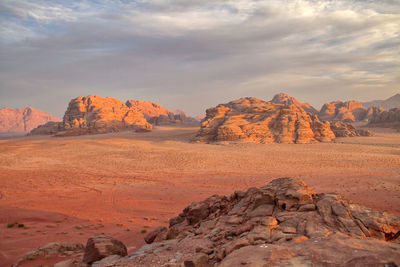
xmin=0 ymin=126 xmax=399 ymax=266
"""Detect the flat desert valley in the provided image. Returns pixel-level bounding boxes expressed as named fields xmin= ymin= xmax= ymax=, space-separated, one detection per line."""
xmin=0 ymin=126 xmax=399 ymax=266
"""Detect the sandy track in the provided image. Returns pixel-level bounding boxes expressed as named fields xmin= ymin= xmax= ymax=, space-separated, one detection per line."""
xmin=0 ymin=126 xmax=399 ymax=266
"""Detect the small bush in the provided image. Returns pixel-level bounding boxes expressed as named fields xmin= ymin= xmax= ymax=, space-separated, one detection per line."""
xmin=140 ymin=229 xmax=147 ymax=234
xmin=7 ymin=222 xmax=16 ymax=228
xmin=18 ymin=224 xmax=25 ymax=228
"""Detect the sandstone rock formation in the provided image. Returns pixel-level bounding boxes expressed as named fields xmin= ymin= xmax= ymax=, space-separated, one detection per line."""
xmin=126 ymin=100 xmax=176 ymax=125
xmin=368 ymin=107 xmax=400 ymax=129
xmin=331 ymin=121 xmax=375 ymax=137
xmin=126 ymin=101 xmax=199 ymax=125
xmin=194 ymin=97 xmax=335 ymax=144
xmin=271 ymin=93 xmax=318 ymax=115
xmin=114 ymin=178 xmax=400 ymax=266
xmin=83 ymin=235 xmax=127 ymax=264
xmin=62 ymin=95 xmax=152 ymax=135
xmin=0 ymin=107 xmax=60 ymax=132
xmin=363 ymin=93 xmax=400 ymax=110
xmin=319 ymin=101 xmax=368 ymax=122
xmin=30 ymin=95 xmax=152 ymax=136
xmin=365 ymin=105 xmax=385 ymax=121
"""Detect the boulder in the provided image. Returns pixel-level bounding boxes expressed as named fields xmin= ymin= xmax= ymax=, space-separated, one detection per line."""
xmin=82 ymin=235 xmax=127 ymax=264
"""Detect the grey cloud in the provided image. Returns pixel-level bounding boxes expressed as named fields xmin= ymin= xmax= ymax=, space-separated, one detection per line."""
xmin=0 ymin=0 xmax=399 ymax=117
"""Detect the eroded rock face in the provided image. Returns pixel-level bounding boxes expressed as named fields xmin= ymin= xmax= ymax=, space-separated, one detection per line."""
xmin=83 ymin=235 xmax=127 ymax=264
xmin=115 ymin=178 xmax=400 ymax=266
xmin=0 ymin=107 xmax=60 ymax=133
xmin=271 ymin=93 xmax=318 ymax=115
xmin=368 ymin=107 xmax=400 ymax=129
xmin=319 ymin=101 xmax=368 ymax=122
xmin=331 ymin=121 xmax=375 ymax=137
xmin=126 ymin=101 xmax=199 ymax=125
xmin=194 ymin=97 xmax=335 ymax=144
xmin=61 ymin=95 xmax=152 ymax=136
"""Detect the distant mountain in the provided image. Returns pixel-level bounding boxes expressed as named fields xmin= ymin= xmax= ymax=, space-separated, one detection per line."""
xmin=0 ymin=107 xmax=60 ymax=133
xmin=362 ymin=93 xmax=400 ymax=110
xmin=270 ymin=93 xmax=319 ymax=115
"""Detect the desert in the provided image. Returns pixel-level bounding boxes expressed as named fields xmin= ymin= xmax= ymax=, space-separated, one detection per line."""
xmin=0 ymin=122 xmax=399 ymax=266
xmin=1 ymin=0 xmax=400 ymax=266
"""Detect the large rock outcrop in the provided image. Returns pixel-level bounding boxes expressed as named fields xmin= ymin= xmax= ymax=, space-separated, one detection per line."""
xmin=115 ymin=178 xmax=400 ymax=266
xmin=194 ymin=97 xmax=335 ymax=144
xmin=271 ymin=93 xmax=318 ymax=115
xmin=331 ymin=121 xmax=375 ymax=137
xmin=368 ymin=107 xmax=400 ymax=129
xmin=30 ymin=95 xmax=152 ymax=136
xmin=61 ymin=95 xmax=152 ymax=135
xmin=126 ymin=101 xmax=199 ymax=125
xmin=363 ymin=93 xmax=400 ymax=110
xmin=0 ymin=107 xmax=60 ymax=132
xmin=126 ymin=100 xmax=176 ymax=125
xmin=319 ymin=101 xmax=368 ymax=122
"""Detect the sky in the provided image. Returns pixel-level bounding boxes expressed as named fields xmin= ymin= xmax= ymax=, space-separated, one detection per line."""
xmin=0 ymin=0 xmax=399 ymax=117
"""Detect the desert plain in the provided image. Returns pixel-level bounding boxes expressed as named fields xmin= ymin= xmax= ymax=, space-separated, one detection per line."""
xmin=0 ymin=125 xmax=399 ymax=266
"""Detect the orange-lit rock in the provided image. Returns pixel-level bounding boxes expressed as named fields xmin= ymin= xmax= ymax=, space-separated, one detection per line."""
xmin=116 ymin=178 xmax=400 ymax=266
xmin=319 ymin=101 xmax=367 ymax=122
xmin=195 ymin=97 xmax=335 ymax=144
xmin=271 ymin=93 xmax=318 ymax=115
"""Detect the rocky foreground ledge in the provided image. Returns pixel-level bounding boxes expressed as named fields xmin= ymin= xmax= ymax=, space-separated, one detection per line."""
xmin=14 ymin=178 xmax=400 ymax=266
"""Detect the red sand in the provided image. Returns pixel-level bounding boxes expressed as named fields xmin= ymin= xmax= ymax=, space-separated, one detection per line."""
xmin=0 ymin=126 xmax=399 ymax=266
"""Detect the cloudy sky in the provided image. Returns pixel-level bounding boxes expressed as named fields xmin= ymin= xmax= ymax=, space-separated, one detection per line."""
xmin=0 ymin=0 xmax=399 ymax=117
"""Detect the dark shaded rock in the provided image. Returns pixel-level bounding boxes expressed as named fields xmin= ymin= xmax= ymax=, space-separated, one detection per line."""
xmin=82 ymin=235 xmax=127 ymax=264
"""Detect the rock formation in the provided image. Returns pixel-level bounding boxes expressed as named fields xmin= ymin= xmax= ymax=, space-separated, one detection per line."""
xmin=126 ymin=100 xmax=176 ymax=125
xmin=365 ymin=106 xmax=385 ymax=121
xmin=194 ymin=97 xmax=335 ymax=144
xmin=271 ymin=93 xmax=318 ymax=115
xmin=12 ymin=242 xmax=84 ymax=267
xmin=331 ymin=121 xmax=375 ymax=137
xmin=30 ymin=95 xmax=152 ymax=136
xmin=363 ymin=93 xmax=400 ymax=110
xmin=318 ymin=101 xmax=368 ymax=122
xmin=0 ymin=107 xmax=60 ymax=132
xmin=368 ymin=107 xmax=400 ymax=129
xmin=115 ymin=178 xmax=400 ymax=266
xmin=126 ymin=101 xmax=199 ymax=125
xmin=61 ymin=95 xmax=152 ymax=135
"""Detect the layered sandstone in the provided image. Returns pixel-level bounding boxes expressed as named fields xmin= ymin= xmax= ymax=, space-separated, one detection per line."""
xmin=271 ymin=93 xmax=318 ymax=115
xmin=126 ymin=100 xmax=176 ymax=125
xmin=61 ymin=95 xmax=152 ymax=135
xmin=0 ymin=107 xmax=60 ymax=132
xmin=115 ymin=178 xmax=400 ymax=266
xmin=126 ymin=101 xmax=199 ymax=125
xmin=319 ymin=101 xmax=368 ymax=122
xmin=195 ymin=97 xmax=335 ymax=144
xmin=368 ymin=107 xmax=400 ymax=129
xmin=331 ymin=122 xmax=375 ymax=137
